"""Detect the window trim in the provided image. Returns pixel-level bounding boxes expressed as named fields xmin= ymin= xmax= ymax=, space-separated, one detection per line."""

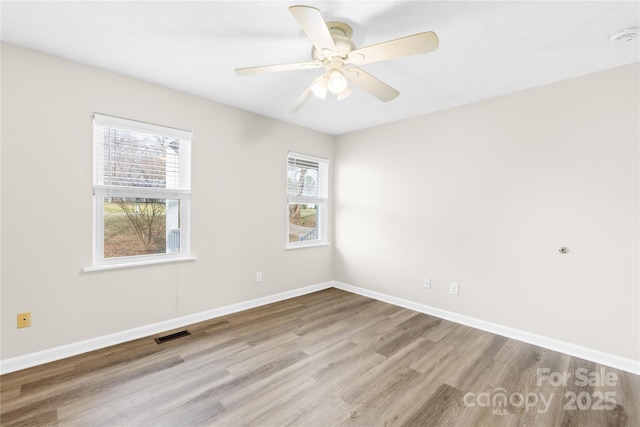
xmin=286 ymin=151 xmax=329 ymax=249
xmin=88 ymin=113 xmax=193 ymax=270
xmin=83 ymin=254 xmax=197 ymax=272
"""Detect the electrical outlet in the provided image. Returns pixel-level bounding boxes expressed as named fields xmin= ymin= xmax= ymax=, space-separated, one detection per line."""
xmin=423 ymin=277 xmax=431 ymax=289
xmin=450 ymin=283 xmax=459 ymax=295
xmin=256 ymin=272 xmax=263 ymax=282
xmin=17 ymin=312 xmax=31 ymax=328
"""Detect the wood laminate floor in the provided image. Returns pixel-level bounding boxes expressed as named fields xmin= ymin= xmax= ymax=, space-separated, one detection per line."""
xmin=1 ymin=288 xmax=639 ymax=426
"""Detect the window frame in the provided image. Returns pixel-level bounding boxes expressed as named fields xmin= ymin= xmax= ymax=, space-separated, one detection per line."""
xmin=286 ymin=151 xmax=329 ymax=249
xmin=87 ymin=113 xmax=194 ymax=271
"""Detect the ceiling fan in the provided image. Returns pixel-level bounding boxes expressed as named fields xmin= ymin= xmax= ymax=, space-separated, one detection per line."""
xmin=235 ymin=5 xmax=439 ymax=113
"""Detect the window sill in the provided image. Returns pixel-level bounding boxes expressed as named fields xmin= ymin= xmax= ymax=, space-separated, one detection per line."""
xmin=285 ymin=242 xmax=331 ymax=250
xmin=83 ymin=256 xmax=197 ymax=272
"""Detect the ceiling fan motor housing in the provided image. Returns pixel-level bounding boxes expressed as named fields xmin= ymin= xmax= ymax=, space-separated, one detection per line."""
xmin=312 ymin=21 xmax=355 ymax=61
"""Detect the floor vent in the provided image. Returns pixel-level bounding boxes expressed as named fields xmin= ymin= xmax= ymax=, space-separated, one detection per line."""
xmin=155 ymin=330 xmax=191 ymax=344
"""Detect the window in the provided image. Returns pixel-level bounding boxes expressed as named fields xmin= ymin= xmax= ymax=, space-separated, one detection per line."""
xmin=287 ymin=152 xmax=329 ymax=248
xmin=90 ymin=113 xmax=192 ymax=269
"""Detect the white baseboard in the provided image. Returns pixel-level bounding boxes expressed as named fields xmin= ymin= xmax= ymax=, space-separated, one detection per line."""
xmin=332 ymin=281 xmax=640 ymax=375
xmin=3 ymin=281 xmax=638 ymax=376
xmin=0 ymin=282 xmax=333 ymax=375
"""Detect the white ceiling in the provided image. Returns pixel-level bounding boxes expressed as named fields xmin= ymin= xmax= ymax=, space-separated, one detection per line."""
xmin=1 ymin=1 xmax=638 ymax=135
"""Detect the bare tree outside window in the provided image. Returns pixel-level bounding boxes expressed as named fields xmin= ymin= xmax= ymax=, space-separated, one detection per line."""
xmin=288 ymin=167 xmax=307 ymax=221
xmin=114 ymin=198 xmax=166 ymax=253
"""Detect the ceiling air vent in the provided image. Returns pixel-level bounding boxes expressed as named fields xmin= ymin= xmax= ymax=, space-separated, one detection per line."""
xmin=609 ymin=26 xmax=639 ymax=43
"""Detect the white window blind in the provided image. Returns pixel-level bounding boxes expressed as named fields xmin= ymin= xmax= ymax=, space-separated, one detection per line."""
xmin=93 ymin=113 xmax=192 ymax=199
xmin=287 ymin=152 xmax=328 ymax=205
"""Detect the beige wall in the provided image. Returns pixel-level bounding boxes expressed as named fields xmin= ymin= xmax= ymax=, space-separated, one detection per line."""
xmin=2 ymin=42 xmax=638 ymax=365
xmin=334 ymin=63 xmax=639 ymax=361
xmin=0 ymin=43 xmax=334 ymax=359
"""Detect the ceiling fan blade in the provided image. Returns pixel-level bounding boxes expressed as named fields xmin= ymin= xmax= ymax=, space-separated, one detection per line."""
xmin=289 ymin=5 xmax=337 ymax=56
xmin=347 ymin=32 xmax=439 ymax=65
xmin=289 ymin=75 xmax=326 ymax=113
xmin=289 ymin=87 xmax=313 ymax=114
xmin=235 ymin=61 xmax=320 ymax=76
xmin=337 ymin=87 xmax=353 ymax=101
xmin=344 ymin=68 xmax=399 ymax=102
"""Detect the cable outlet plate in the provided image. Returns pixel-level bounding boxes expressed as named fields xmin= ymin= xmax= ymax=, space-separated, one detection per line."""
xmin=423 ymin=277 xmax=431 ymax=289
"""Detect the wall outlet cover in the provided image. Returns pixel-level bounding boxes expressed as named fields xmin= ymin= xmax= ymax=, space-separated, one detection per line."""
xmin=450 ymin=283 xmax=459 ymax=295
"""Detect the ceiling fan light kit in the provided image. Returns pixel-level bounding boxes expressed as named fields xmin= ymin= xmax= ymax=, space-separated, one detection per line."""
xmin=235 ymin=5 xmax=439 ymax=113
xmin=327 ymin=70 xmax=347 ymax=94
xmin=310 ymin=76 xmax=328 ymax=99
